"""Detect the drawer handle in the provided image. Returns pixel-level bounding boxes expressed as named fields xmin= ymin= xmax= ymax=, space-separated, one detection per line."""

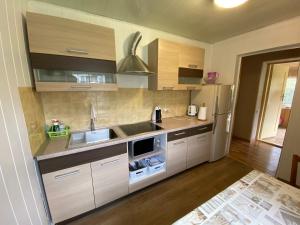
xmin=55 ymin=170 xmax=80 ymax=180
xmin=71 ymin=85 xmax=92 ymax=89
xmin=163 ymin=86 xmax=174 ymax=90
xmin=101 ymin=159 xmax=120 ymax=166
xmin=188 ymin=64 xmax=198 ymax=69
xmin=198 ymin=127 xmax=208 ymax=131
xmin=174 ymin=132 xmax=186 ymax=136
xmin=174 ymin=140 xmax=186 ymax=145
xmin=66 ymin=48 xmax=88 ymax=55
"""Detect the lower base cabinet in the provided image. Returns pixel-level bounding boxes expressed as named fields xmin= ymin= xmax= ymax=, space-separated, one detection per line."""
xmin=42 ymin=163 xmax=95 ymax=224
xmin=167 ymin=138 xmax=188 ymax=177
xmin=91 ymin=153 xmax=129 ymax=207
xmin=187 ymin=132 xmax=212 ymax=168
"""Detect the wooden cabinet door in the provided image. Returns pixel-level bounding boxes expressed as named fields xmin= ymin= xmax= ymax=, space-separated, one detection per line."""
xmin=187 ymin=132 xmax=212 ymax=168
xmin=42 ymin=164 xmax=95 ymax=223
xmin=91 ymin=154 xmax=129 ymax=208
xmin=27 ymin=12 xmax=116 ymax=61
xmin=179 ymin=44 xmax=205 ymax=70
xmin=148 ymin=39 xmax=180 ymax=90
xmin=167 ymin=138 xmax=188 ymax=177
xmin=157 ymin=39 xmax=180 ymax=90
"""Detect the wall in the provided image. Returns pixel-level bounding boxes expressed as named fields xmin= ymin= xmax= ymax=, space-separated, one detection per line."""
xmin=212 ymin=16 xmax=300 ymax=84
xmin=0 ymin=0 xmax=49 ymax=224
xmin=277 ymin=70 xmax=300 ymax=184
xmin=210 ymin=15 xmax=300 ymax=181
xmin=41 ymin=89 xmax=189 ymax=130
xmin=233 ymin=48 xmax=300 ymax=141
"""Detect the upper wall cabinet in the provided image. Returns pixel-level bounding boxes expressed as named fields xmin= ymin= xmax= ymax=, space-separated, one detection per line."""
xmin=26 ymin=13 xmax=118 ymax=92
xmin=179 ymin=45 xmax=205 ymax=70
xmin=148 ymin=38 xmax=205 ymax=91
xmin=27 ymin=12 xmax=116 ymax=61
xmin=148 ymin=39 xmax=180 ymax=90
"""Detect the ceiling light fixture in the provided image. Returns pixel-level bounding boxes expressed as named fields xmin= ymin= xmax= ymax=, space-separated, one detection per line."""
xmin=214 ymin=0 xmax=248 ymax=8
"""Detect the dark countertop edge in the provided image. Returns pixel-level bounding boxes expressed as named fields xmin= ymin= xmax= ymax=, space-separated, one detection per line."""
xmin=35 ymin=119 xmax=213 ymax=161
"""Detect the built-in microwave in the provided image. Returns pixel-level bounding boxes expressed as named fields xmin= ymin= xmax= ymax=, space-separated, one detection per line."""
xmin=129 ymin=137 xmax=158 ymax=158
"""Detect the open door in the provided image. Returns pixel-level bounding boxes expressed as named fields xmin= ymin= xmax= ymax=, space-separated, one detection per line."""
xmin=260 ymin=63 xmax=290 ymax=139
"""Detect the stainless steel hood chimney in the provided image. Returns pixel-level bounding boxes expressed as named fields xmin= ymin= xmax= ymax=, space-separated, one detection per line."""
xmin=118 ymin=32 xmax=153 ymax=75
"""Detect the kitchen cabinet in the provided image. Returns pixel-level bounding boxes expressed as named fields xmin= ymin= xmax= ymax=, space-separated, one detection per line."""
xmin=148 ymin=38 xmax=205 ymax=91
xmin=26 ymin=12 xmax=118 ymax=92
xmin=167 ymin=138 xmax=188 ymax=177
xmin=166 ymin=124 xmax=213 ymax=177
xmin=179 ymin=44 xmax=205 ymax=70
xmin=27 ymin=12 xmax=116 ymax=61
xmin=148 ymin=39 xmax=180 ymax=90
xmin=187 ymin=132 xmax=212 ymax=168
xmin=42 ymin=163 xmax=95 ymax=224
xmin=91 ymin=153 xmax=129 ymax=207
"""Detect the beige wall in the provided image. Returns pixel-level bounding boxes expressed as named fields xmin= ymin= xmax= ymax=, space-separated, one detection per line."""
xmin=41 ymin=89 xmax=189 ymax=130
xmin=0 ymin=0 xmax=49 ymax=224
xmin=277 ymin=68 xmax=300 ymax=184
xmin=211 ymin=16 xmax=300 ymax=84
xmin=211 ymin=16 xmax=300 ymax=181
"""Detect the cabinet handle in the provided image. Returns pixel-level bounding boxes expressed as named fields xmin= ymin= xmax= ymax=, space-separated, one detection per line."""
xmin=163 ymin=86 xmax=174 ymax=90
xmin=188 ymin=64 xmax=198 ymax=69
xmin=174 ymin=132 xmax=186 ymax=136
xmin=55 ymin=170 xmax=80 ymax=180
xmin=174 ymin=140 xmax=186 ymax=145
xmin=101 ymin=159 xmax=120 ymax=166
xmin=71 ymin=85 xmax=92 ymax=89
xmin=198 ymin=127 xmax=208 ymax=131
xmin=66 ymin=48 xmax=88 ymax=55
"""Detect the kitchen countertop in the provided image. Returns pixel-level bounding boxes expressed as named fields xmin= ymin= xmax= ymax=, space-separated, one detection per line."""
xmin=35 ymin=116 xmax=213 ymax=161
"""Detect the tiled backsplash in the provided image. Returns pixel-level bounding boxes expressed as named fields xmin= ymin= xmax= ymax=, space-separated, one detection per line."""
xmin=19 ymin=87 xmax=47 ymax=155
xmin=41 ymin=89 xmax=190 ymax=131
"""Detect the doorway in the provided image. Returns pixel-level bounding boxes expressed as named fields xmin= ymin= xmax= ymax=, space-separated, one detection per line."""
xmin=258 ymin=61 xmax=299 ymax=147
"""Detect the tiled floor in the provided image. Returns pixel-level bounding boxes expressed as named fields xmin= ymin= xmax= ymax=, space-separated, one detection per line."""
xmin=261 ymin=128 xmax=286 ymax=147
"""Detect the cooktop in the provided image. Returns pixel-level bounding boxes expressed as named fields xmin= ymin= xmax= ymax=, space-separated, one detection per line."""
xmin=119 ymin=121 xmax=163 ymax=136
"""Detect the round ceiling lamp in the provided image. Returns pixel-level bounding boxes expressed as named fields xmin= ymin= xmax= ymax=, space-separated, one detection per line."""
xmin=214 ymin=0 xmax=248 ymax=8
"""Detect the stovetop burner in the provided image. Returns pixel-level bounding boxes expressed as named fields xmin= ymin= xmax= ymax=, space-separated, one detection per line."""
xmin=119 ymin=121 xmax=163 ymax=136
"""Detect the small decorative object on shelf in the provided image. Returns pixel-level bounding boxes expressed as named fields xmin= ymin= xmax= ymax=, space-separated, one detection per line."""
xmin=47 ymin=119 xmax=70 ymax=139
xmin=204 ymin=72 xmax=220 ymax=84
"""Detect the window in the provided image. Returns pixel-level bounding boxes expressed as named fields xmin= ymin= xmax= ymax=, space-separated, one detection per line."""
xmin=283 ymin=77 xmax=297 ymax=107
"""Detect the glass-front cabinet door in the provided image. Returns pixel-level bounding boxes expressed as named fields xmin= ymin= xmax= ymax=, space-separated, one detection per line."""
xmin=34 ymin=69 xmax=118 ymax=92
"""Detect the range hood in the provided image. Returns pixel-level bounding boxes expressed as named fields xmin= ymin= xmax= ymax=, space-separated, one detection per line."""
xmin=118 ymin=32 xmax=153 ymax=75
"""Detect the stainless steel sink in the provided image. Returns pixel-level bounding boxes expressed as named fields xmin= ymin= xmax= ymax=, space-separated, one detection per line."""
xmin=68 ymin=128 xmax=118 ymax=148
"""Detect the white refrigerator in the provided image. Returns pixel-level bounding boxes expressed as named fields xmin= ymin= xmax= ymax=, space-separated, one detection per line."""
xmin=192 ymin=84 xmax=234 ymax=161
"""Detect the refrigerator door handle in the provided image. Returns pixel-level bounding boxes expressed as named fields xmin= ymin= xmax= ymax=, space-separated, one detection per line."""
xmin=213 ymin=114 xmax=217 ymax=134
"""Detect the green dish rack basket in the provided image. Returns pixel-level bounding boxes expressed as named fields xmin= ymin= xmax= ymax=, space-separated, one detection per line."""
xmin=47 ymin=125 xmax=70 ymax=139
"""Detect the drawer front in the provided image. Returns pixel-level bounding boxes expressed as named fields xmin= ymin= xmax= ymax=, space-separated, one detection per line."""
xmin=38 ymin=143 xmax=127 ymax=174
xmin=167 ymin=138 xmax=188 ymax=177
xmin=189 ymin=124 xmax=213 ymax=136
xmin=167 ymin=129 xmax=190 ymax=141
xmin=42 ymin=163 xmax=95 ymax=223
xmin=91 ymin=154 xmax=129 ymax=207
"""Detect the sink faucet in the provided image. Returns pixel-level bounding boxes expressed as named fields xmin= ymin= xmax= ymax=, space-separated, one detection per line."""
xmin=90 ymin=103 xmax=96 ymax=131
